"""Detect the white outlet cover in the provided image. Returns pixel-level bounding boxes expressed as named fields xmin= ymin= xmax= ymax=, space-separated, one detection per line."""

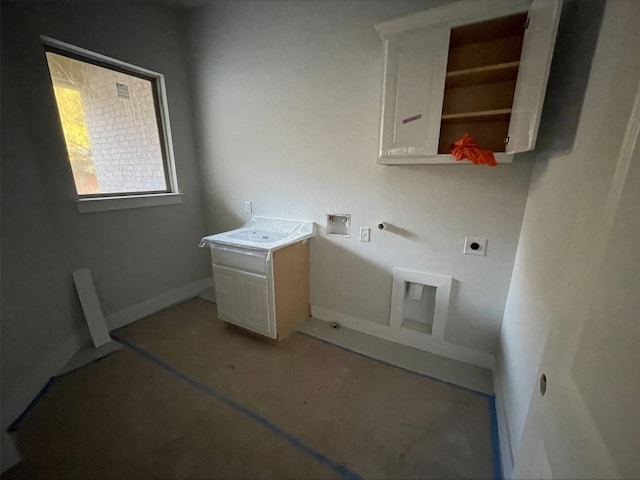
xmin=464 ymin=237 xmax=487 ymax=256
xmin=359 ymin=227 xmax=370 ymax=242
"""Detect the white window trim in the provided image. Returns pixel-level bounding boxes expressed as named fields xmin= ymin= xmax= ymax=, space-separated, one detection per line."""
xmin=77 ymin=193 xmax=183 ymax=214
xmin=41 ymin=36 xmax=181 ymax=211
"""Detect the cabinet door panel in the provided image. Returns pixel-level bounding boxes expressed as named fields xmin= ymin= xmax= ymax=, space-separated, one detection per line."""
xmin=506 ymin=0 xmax=563 ymax=154
xmin=239 ymin=271 xmax=273 ymax=337
xmin=379 ymin=26 xmax=450 ymax=160
xmin=212 ymin=266 xmax=242 ymax=324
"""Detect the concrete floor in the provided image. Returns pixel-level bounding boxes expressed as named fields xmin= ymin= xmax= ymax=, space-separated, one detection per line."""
xmin=4 ymin=298 xmax=498 ymax=479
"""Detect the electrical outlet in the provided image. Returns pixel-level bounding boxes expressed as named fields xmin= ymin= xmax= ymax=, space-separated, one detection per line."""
xmin=359 ymin=227 xmax=370 ymax=242
xmin=244 ymin=201 xmax=252 ymax=214
xmin=463 ymin=236 xmax=487 ymax=256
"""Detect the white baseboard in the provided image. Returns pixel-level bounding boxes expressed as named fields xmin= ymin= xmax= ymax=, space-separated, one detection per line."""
xmin=311 ymin=306 xmax=495 ymax=370
xmin=106 ymin=278 xmax=213 ymax=331
xmin=494 ymin=373 xmax=515 ymax=478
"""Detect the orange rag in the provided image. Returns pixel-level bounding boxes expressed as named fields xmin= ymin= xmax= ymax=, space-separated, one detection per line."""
xmin=450 ymin=133 xmax=497 ymax=166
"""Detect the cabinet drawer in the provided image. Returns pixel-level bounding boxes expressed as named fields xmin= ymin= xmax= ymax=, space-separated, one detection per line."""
xmin=210 ymin=243 xmax=269 ymax=274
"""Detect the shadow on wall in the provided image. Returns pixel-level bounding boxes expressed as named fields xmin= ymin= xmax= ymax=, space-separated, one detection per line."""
xmin=527 ymin=0 xmax=606 ymax=164
xmin=311 ymin=235 xmax=393 ymax=326
xmin=202 ymin=193 xmax=246 ymax=236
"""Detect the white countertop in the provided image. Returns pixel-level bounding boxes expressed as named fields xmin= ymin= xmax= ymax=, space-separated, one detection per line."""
xmin=199 ymin=216 xmax=315 ymax=252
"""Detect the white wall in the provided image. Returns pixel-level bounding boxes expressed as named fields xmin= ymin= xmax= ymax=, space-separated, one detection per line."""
xmin=186 ymin=0 xmax=534 ymax=357
xmin=0 ymin=1 xmax=210 ymax=437
xmin=494 ymin=0 xmax=636 ymax=472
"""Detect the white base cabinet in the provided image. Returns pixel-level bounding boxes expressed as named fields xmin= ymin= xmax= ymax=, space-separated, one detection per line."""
xmin=210 ymin=241 xmax=310 ymax=340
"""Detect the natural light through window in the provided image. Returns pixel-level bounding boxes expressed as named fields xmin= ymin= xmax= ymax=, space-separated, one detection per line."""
xmin=45 ymin=50 xmax=171 ymax=197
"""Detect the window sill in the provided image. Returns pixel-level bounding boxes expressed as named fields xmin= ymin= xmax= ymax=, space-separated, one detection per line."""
xmin=77 ymin=193 xmax=183 ymax=214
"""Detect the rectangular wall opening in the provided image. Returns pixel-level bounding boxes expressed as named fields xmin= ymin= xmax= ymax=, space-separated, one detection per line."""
xmin=401 ymin=282 xmax=437 ymax=335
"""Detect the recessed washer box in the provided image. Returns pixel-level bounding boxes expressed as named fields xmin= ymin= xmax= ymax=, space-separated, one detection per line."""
xmin=326 ymin=214 xmax=350 ymax=237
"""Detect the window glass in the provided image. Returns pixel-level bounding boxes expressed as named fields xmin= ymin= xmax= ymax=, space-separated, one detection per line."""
xmin=45 ymin=51 xmax=169 ymax=196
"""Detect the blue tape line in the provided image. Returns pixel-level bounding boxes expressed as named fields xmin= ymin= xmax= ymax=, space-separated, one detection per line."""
xmin=112 ymin=334 xmax=362 ymax=480
xmin=7 ymin=343 xmax=122 ymax=433
xmin=7 ymin=377 xmax=56 ymax=432
xmin=296 ymin=331 xmax=493 ymax=399
xmin=53 ymin=345 xmax=120 ymax=380
xmin=489 ymin=396 xmax=503 ymax=480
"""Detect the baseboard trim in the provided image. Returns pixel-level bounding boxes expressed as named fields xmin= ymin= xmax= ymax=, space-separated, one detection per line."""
xmin=310 ymin=306 xmax=495 ymax=370
xmin=106 ymin=278 xmax=213 ymax=331
xmin=494 ymin=374 xmax=515 ymax=478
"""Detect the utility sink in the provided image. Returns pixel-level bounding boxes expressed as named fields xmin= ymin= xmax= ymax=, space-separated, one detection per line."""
xmin=199 ymin=216 xmax=314 ymax=341
xmin=199 ymin=216 xmax=315 ymax=251
xmin=226 ymin=229 xmax=288 ymax=243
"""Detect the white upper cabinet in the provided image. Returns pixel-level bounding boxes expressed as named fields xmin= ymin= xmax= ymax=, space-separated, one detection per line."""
xmin=376 ymin=0 xmax=562 ymax=165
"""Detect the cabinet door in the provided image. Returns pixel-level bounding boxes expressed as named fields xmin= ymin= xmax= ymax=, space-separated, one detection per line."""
xmin=212 ymin=265 xmax=274 ymax=338
xmin=238 ymin=270 xmax=274 ymax=338
xmin=506 ymin=0 xmax=563 ymax=154
xmin=212 ymin=265 xmax=242 ymax=324
xmin=379 ymin=25 xmax=450 ymax=162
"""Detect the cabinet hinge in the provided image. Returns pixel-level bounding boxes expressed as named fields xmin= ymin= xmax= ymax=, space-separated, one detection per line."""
xmin=524 ymin=15 xmax=530 ymax=30
xmin=505 ymin=136 xmax=510 ymax=145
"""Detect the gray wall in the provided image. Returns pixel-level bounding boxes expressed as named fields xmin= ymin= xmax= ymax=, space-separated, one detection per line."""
xmin=1 ymin=1 xmax=210 ymax=428
xmin=494 ymin=0 xmax=631 ymax=473
xmin=185 ymin=0 xmax=534 ymax=357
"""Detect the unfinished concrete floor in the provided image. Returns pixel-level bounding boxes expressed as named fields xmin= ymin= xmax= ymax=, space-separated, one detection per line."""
xmin=4 ymin=298 xmax=498 ymax=479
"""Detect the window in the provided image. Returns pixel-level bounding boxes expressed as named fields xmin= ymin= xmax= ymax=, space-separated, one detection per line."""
xmin=42 ymin=37 xmax=180 ymax=211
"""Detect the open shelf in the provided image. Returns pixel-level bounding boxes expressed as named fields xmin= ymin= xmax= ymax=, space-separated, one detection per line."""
xmin=442 ymin=80 xmax=517 ymax=116
xmin=446 ymin=61 xmax=520 ymax=88
xmin=439 ymin=119 xmax=510 ymax=153
xmin=441 ymin=109 xmax=512 ymax=123
xmin=438 ymin=12 xmax=527 ymax=154
xmin=449 ymin=12 xmax=529 ymax=46
xmin=447 ymin=35 xmax=524 ymax=71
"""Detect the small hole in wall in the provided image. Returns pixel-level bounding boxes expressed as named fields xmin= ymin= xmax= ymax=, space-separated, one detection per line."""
xmin=539 ymin=373 xmax=547 ymax=396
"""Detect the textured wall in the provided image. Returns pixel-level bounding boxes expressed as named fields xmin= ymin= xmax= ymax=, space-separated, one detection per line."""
xmin=186 ymin=0 xmax=534 ymax=355
xmin=495 ymin=0 xmax=617 ymax=471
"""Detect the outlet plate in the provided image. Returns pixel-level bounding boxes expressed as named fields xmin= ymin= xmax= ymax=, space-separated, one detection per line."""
xmin=244 ymin=201 xmax=252 ymax=214
xmin=464 ymin=236 xmax=487 ymax=256
xmin=359 ymin=227 xmax=370 ymax=242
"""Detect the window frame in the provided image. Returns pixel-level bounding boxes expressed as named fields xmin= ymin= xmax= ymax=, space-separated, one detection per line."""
xmin=41 ymin=36 xmax=182 ymax=212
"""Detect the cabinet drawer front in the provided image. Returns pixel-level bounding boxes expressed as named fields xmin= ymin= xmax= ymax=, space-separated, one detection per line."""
xmin=210 ymin=244 xmax=268 ymax=274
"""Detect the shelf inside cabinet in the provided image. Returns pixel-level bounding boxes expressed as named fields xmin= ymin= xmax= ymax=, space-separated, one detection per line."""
xmin=438 ymin=12 xmax=527 ymax=154
xmin=441 ymin=109 xmax=512 ymax=123
xmin=445 ymin=61 xmax=520 ymax=89
xmin=442 ymin=80 xmax=517 ymax=116
xmin=447 ymin=35 xmax=524 ymax=71
xmin=439 ymin=119 xmax=510 ymax=154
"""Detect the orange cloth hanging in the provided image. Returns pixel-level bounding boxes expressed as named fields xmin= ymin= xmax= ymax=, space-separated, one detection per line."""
xmin=450 ymin=133 xmax=497 ymax=166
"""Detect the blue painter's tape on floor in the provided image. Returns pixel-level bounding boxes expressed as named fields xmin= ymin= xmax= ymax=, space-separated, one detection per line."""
xmin=112 ymin=334 xmax=362 ymax=480
xmin=297 ymin=331 xmax=493 ymax=399
xmin=489 ymin=396 xmax=504 ymax=480
xmin=7 ymin=377 xmax=56 ymax=432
